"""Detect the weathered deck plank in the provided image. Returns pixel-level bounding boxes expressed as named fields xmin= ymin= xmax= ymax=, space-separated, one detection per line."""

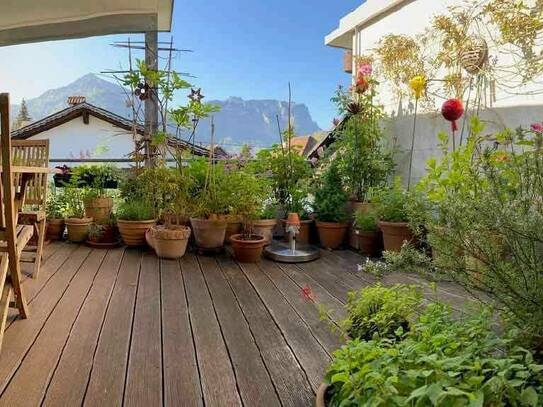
xmin=199 ymin=255 xmax=281 ymax=407
xmin=124 ymin=252 xmax=162 ymax=406
xmin=218 ymin=257 xmax=314 ymax=407
xmin=42 ymin=248 xmax=124 ymax=407
xmin=0 ymin=249 xmax=106 ymax=407
xmin=161 ymin=258 xmax=203 ymax=407
xmin=83 ymin=249 xmax=142 ymax=407
xmin=181 ymin=254 xmax=241 ymax=407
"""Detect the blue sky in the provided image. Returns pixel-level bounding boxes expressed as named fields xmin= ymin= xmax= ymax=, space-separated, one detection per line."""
xmin=0 ymin=0 xmax=361 ymax=130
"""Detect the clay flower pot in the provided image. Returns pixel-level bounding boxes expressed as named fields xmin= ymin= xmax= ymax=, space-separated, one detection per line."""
xmin=224 ymin=215 xmax=242 ymax=244
xmin=316 ymin=383 xmax=329 ymax=407
xmin=357 ymin=230 xmax=378 ymax=257
xmin=84 ymin=196 xmax=113 ymax=222
xmin=65 ymin=217 xmax=93 ymax=243
xmin=149 ymin=225 xmax=191 ymax=259
xmin=190 ymin=218 xmax=227 ymax=250
xmin=46 ymin=218 xmax=65 ymax=241
xmin=118 ymin=219 xmax=157 ymax=247
xmin=316 ymin=221 xmax=348 ymax=250
xmin=378 ymin=221 xmax=415 ymax=252
xmin=230 ymin=234 xmax=266 ymax=263
xmin=281 ymin=219 xmax=313 ymax=244
xmin=252 ymin=219 xmax=277 ymax=245
xmin=349 ymin=200 xmax=374 ymax=249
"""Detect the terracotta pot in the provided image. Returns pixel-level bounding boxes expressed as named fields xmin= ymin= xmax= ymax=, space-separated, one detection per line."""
xmin=224 ymin=216 xmax=242 ymax=244
xmin=281 ymin=219 xmax=313 ymax=244
xmin=230 ymin=234 xmax=266 ymax=263
xmin=87 ymin=224 xmax=119 ymax=245
xmin=316 ymin=383 xmax=328 ymax=407
xmin=349 ymin=201 xmax=374 ymax=249
xmin=252 ymin=219 xmax=277 ymax=245
xmin=65 ymin=217 xmax=93 ymax=243
xmin=316 ymin=221 xmax=348 ymax=249
xmin=118 ymin=219 xmax=157 ymax=247
xmin=47 ymin=218 xmax=65 ymax=241
xmin=149 ymin=225 xmax=191 ymax=259
xmin=84 ymin=197 xmax=113 ymax=223
xmin=378 ymin=221 xmax=415 ymax=252
xmin=357 ymin=230 xmax=378 ymax=257
xmin=190 ymin=218 xmax=227 ymax=249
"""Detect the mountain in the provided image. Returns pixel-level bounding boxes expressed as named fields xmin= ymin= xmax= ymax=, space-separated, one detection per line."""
xmin=11 ymin=74 xmax=321 ymax=149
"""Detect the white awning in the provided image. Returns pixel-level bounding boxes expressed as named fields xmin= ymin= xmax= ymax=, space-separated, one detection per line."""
xmin=0 ymin=0 xmax=174 ymax=46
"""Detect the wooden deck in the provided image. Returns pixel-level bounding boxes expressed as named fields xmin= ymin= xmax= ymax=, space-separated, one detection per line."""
xmin=0 ymin=242 xmax=471 ymax=407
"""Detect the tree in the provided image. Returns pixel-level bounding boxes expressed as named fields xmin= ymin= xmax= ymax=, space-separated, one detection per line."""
xmin=13 ymin=99 xmax=31 ymax=130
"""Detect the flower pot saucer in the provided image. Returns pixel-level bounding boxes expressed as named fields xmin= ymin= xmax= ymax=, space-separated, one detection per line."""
xmin=86 ymin=239 xmax=123 ymax=249
xmin=264 ymin=241 xmax=320 ymax=263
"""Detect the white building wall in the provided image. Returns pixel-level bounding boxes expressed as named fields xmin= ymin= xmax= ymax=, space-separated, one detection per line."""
xmin=27 ymin=115 xmax=138 ymax=167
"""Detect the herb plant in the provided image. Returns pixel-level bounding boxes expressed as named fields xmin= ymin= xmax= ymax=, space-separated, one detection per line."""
xmin=117 ymin=200 xmax=155 ymax=221
xmin=313 ymin=163 xmax=348 ymax=223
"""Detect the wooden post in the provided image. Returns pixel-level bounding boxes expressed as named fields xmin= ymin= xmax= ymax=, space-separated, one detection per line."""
xmin=144 ymin=30 xmax=159 ymax=168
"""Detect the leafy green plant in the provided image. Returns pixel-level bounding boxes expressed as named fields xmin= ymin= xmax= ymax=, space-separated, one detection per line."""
xmin=374 ymin=178 xmax=410 ymax=222
xmin=343 ymin=284 xmax=423 ymax=341
xmin=326 ymin=303 xmax=543 ymax=407
xmin=117 ymin=200 xmax=155 ymax=221
xmin=62 ymin=183 xmax=86 ymax=219
xmin=313 ymin=163 xmax=348 ymax=223
xmin=354 ymin=210 xmax=378 ymax=232
xmin=46 ymin=185 xmax=67 ymax=220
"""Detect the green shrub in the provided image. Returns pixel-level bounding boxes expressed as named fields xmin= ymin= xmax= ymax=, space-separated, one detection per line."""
xmin=117 ymin=200 xmax=155 ymax=221
xmin=46 ymin=185 xmax=67 ymax=219
xmin=313 ymin=163 xmax=349 ymax=222
xmin=343 ymin=284 xmax=422 ymax=340
xmin=354 ymin=210 xmax=378 ymax=232
xmin=374 ymin=178 xmax=410 ymax=222
xmin=326 ymin=303 xmax=543 ymax=407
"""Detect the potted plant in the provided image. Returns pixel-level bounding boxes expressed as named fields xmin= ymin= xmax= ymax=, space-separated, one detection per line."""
xmin=253 ymin=202 xmax=277 ymax=246
xmin=46 ymin=185 xmax=66 ymax=241
xmin=313 ymin=163 xmax=349 ymax=250
xmin=117 ymin=200 xmax=157 ymax=247
xmin=224 ymin=214 xmax=242 ymax=244
xmin=148 ymin=222 xmax=191 ymax=259
xmin=87 ymin=215 xmax=120 ymax=248
xmin=63 ymin=185 xmax=92 ymax=243
xmin=229 ymin=171 xmax=267 ymax=262
xmin=75 ymin=165 xmax=120 ymax=222
xmin=354 ymin=209 xmax=379 ymax=257
xmin=374 ymin=179 xmax=415 ymax=252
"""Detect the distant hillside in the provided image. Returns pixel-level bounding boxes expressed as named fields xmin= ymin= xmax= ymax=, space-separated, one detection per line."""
xmin=11 ymin=74 xmax=321 ymax=149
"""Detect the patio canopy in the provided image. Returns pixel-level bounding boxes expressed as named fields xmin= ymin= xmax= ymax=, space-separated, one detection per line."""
xmin=0 ymin=0 xmax=174 ymax=46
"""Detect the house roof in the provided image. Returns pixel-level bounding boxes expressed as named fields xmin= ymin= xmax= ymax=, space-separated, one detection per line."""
xmin=307 ymin=116 xmax=350 ymax=161
xmin=325 ymin=0 xmax=415 ymax=49
xmin=12 ymin=101 xmax=212 ymax=157
xmin=0 ymin=0 xmax=174 ymax=46
xmin=11 ymin=102 xmax=144 ymax=140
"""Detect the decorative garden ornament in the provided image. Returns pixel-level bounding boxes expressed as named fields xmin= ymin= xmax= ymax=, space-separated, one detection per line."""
xmin=188 ymin=87 xmax=204 ymax=103
xmin=461 ymin=37 xmax=488 ymax=75
xmin=409 ymin=75 xmax=427 ymax=100
xmin=441 ymin=98 xmax=465 ymax=132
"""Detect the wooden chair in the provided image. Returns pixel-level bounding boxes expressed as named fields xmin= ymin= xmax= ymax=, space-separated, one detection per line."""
xmin=12 ymin=140 xmax=49 ymax=278
xmin=0 ymin=94 xmax=33 ymax=351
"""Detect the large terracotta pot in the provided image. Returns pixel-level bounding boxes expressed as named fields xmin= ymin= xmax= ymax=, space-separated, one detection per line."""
xmin=47 ymin=218 xmax=65 ymax=240
xmin=190 ymin=218 xmax=227 ymax=249
xmin=252 ymin=219 xmax=277 ymax=245
xmin=118 ymin=219 xmax=157 ymax=247
xmin=149 ymin=225 xmax=191 ymax=259
xmin=84 ymin=197 xmax=113 ymax=222
xmin=230 ymin=234 xmax=266 ymax=263
xmin=378 ymin=221 xmax=415 ymax=252
xmin=224 ymin=216 xmax=242 ymax=244
xmin=65 ymin=217 xmax=93 ymax=243
xmin=349 ymin=201 xmax=374 ymax=249
xmin=316 ymin=221 xmax=348 ymax=250
xmin=281 ymin=219 xmax=313 ymax=244
xmin=357 ymin=230 xmax=378 ymax=257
